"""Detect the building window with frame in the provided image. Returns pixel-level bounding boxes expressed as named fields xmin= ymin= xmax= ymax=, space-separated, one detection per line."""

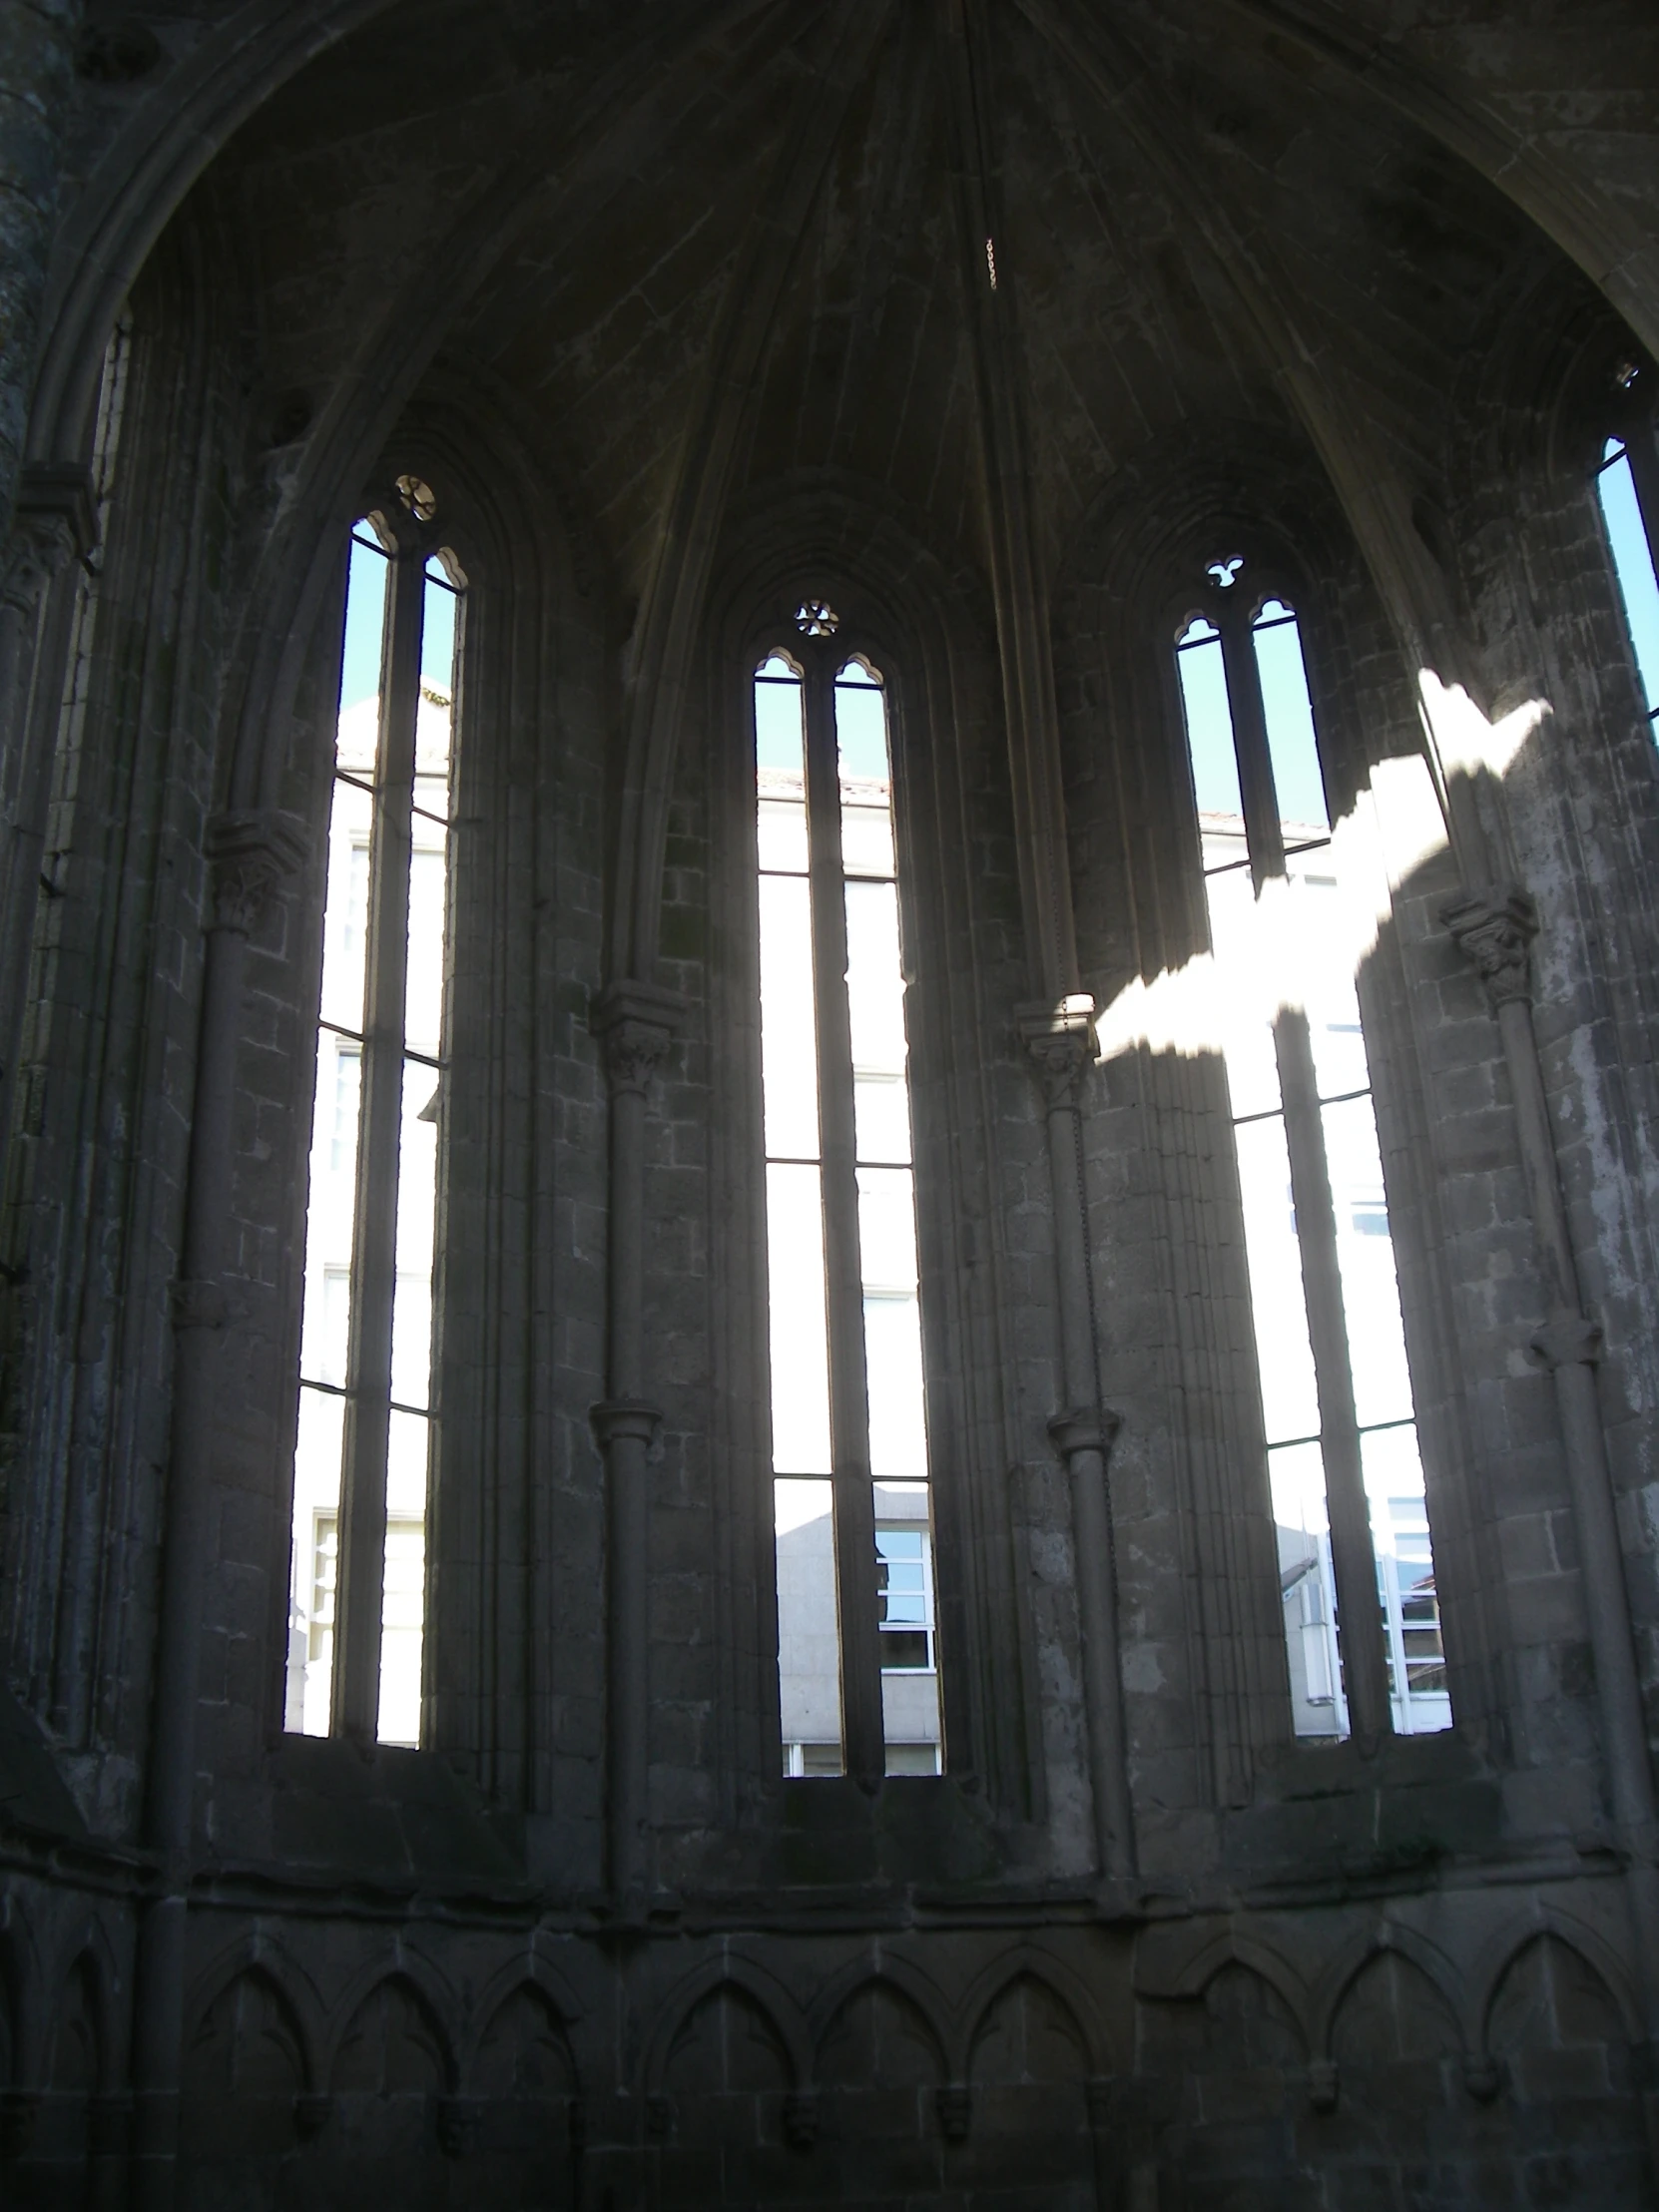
xmin=1595 ymin=361 xmax=1659 ymax=739
xmin=755 ymin=610 xmax=943 ymax=1787
xmin=284 ymin=484 xmax=462 ymax=1748
xmin=1174 ymin=564 xmax=1450 ymax=1741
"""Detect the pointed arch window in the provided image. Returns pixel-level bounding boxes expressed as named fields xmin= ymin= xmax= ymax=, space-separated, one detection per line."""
xmin=285 ymin=508 xmax=461 ymax=1747
xmin=1594 ymin=367 xmax=1659 ymax=736
xmin=754 ymin=626 xmax=942 ymax=1785
xmin=1175 ymin=575 xmax=1450 ymax=1741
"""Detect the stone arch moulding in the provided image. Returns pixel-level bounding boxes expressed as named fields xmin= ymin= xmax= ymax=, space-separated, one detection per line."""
xmin=184 ymin=1935 xmax=327 ymax=2096
xmin=806 ymin=1954 xmax=954 ymax=2086
xmin=1310 ymin=1922 xmax=1472 ymax=2062
xmin=1135 ymin=1925 xmax=1313 ymax=2054
xmin=0 ymin=1900 xmax=50 ymax=2091
xmin=1473 ymin=1905 xmax=1645 ymax=2055
xmin=705 ymin=474 xmax=1044 ymax=1825
xmin=1204 ymin=0 xmax=1659 ymax=366
xmin=641 ymin=1955 xmax=811 ymax=2098
xmin=145 ymin=0 xmax=784 ymax=835
xmin=317 ymin=1952 xmax=461 ymax=2096
xmin=456 ymin=1948 xmax=586 ymax=2090
xmin=954 ymin=1944 xmax=1115 ymax=2085
xmin=25 ymin=0 xmax=779 ymax=480
xmin=48 ymin=1919 xmax=126 ymax=2096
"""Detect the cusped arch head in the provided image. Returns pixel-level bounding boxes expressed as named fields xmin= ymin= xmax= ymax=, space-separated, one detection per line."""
xmin=808 ymin=1953 xmax=951 ymax=2090
xmin=642 ymin=1955 xmax=809 ymax=2098
xmin=186 ymin=1935 xmax=325 ymax=2096
xmin=1312 ymin=1922 xmax=1470 ymax=2062
xmin=957 ymin=1945 xmax=1114 ymax=2086
xmin=323 ymin=1953 xmax=459 ymax=2097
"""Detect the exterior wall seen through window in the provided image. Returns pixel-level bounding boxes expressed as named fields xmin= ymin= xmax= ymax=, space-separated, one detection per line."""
xmin=757 ymin=626 xmax=942 ymax=1785
xmin=1175 ymin=577 xmax=1450 ymax=1740
xmin=284 ymin=513 xmax=460 ymax=1747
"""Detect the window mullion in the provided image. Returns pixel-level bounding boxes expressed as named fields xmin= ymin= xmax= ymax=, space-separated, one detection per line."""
xmin=1271 ymin=1006 xmax=1393 ymax=1741
xmin=1620 ymin=418 xmax=1659 ymax=583
xmin=1219 ymin=618 xmax=1285 ymax=889
xmin=1228 ymin=610 xmax=1393 ymax=1732
xmin=803 ymin=655 xmax=884 ymax=1792
xmin=333 ymin=547 xmax=421 ymax=1744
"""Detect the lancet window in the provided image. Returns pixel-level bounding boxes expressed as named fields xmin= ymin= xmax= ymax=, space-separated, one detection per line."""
xmin=755 ymin=612 xmax=942 ymax=1785
xmin=285 ymin=490 xmax=461 ymax=1747
xmin=1595 ymin=364 xmax=1659 ymax=736
xmin=1174 ymin=567 xmax=1450 ymax=1741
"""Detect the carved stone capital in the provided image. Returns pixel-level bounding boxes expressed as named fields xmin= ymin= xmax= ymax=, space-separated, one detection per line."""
xmin=1530 ymin=1312 xmax=1603 ymax=1370
xmin=206 ymin=809 xmax=307 ymax=936
xmin=1018 ymin=994 xmax=1099 ymax=1113
xmin=1441 ymin=886 xmax=1537 ymax=1010
xmin=589 ymin=979 xmax=684 ymax=1098
xmin=1049 ymin=1406 xmax=1122 ymax=1465
xmin=590 ymin=1397 xmax=663 ymax=1452
xmin=2 ymin=463 xmax=96 ymax=616
xmin=644 ymin=2091 xmax=674 ymax=2141
xmin=1083 ymin=2075 xmax=1114 ymax=2131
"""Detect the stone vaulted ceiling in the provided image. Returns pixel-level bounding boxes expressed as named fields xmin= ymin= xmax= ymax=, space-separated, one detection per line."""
xmin=122 ymin=0 xmax=1653 ymax=606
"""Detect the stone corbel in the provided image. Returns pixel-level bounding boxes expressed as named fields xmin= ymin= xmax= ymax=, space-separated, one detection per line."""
xmin=935 ymin=2082 xmax=971 ymax=2141
xmin=436 ymin=2095 xmax=483 ymax=2158
xmin=590 ymin=1398 xmax=663 ymax=1456
xmin=1049 ymin=1407 xmax=1121 ymax=1465
xmin=1017 ymin=993 xmax=1099 ymax=1112
xmin=782 ymin=2089 xmax=819 ymax=2150
xmin=2 ymin=462 xmax=97 ymax=617
xmin=1531 ymin=1312 xmax=1603 ymax=1371
xmin=206 ymin=809 xmax=307 ymax=936
xmin=1440 ymin=886 xmax=1537 ymax=1010
xmin=589 ymin=978 xmax=685 ymax=1096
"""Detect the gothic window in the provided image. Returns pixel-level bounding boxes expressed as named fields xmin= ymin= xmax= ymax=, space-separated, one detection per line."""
xmin=284 ymin=503 xmax=461 ymax=1746
xmin=1595 ymin=366 xmax=1659 ymax=737
xmin=1175 ymin=571 xmax=1450 ymax=1741
xmin=754 ymin=621 xmax=943 ymax=1785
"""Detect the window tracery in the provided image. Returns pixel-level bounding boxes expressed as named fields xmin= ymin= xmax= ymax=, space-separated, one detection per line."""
xmin=754 ymin=635 xmax=942 ymax=1784
xmin=284 ymin=512 xmax=462 ymax=1747
xmin=1174 ymin=567 xmax=1450 ymax=1741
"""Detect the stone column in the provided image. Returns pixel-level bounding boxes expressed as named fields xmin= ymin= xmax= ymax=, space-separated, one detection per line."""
xmin=131 ymin=808 xmax=305 ymax=2211
xmin=1021 ymin=996 xmax=1134 ymax=1880
xmin=1442 ymin=887 xmax=1657 ymax=1852
xmin=0 ymin=0 xmax=83 ymax=539
xmin=590 ymin=979 xmax=681 ymax=1904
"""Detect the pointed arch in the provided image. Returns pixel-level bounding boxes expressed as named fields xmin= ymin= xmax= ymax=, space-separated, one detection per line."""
xmin=643 ymin=1954 xmax=810 ymax=2097
xmin=957 ymin=1945 xmax=1114 ymax=2083
xmin=1312 ymin=1922 xmax=1471 ymax=2059
xmin=322 ymin=1955 xmax=458 ymax=2095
